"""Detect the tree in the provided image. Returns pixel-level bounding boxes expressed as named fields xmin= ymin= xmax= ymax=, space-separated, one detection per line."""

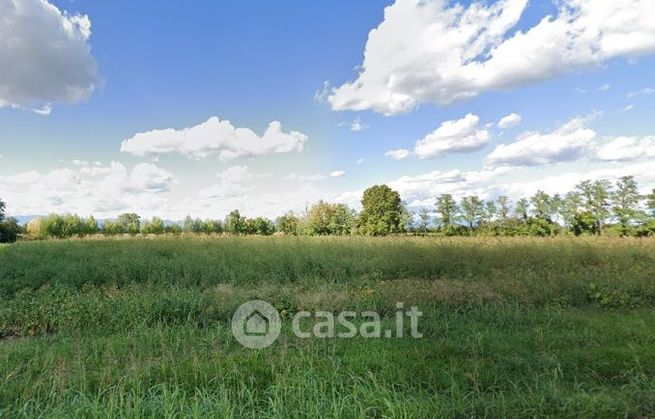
xmin=358 ymin=185 xmax=402 ymax=236
xmin=399 ymin=204 xmax=414 ymax=233
xmin=530 ymin=190 xmax=552 ymax=220
xmin=496 ymin=196 xmax=511 ymax=222
xmin=225 ymin=210 xmax=245 ymax=234
xmin=141 ymin=217 xmax=165 ymax=235
xmin=560 ymin=192 xmax=581 ymax=230
xmin=612 ymin=176 xmax=641 ymax=235
xmin=572 ymin=211 xmax=598 ymax=236
xmin=483 ymin=200 xmax=497 ymax=223
xmin=306 ymin=201 xmax=355 ymax=235
xmin=276 ymin=211 xmax=301 ymax=235
xmin=183 ymin=216 xmax=204 ymax=233
xmin=244 ymin=217 xmax=275 ymax=235
xmin=0 ymin=198 xmax=19 ymax=243
xmin=460 ymin=195 xmax=484 ymax=229
xmin=86 ymin=216 xmax=99 ymax=235
xmin=648 ymin=189 xmax=655 ymax=217
xmin=417 ymin=208 xmax=431 ymax=234
xmin=0 ymin=217 xmax=19 ymax=243
xmin=515 ymin=198 xmax=529 ymax=222
xmin=203 ymin=219 xmax=223 ymax=234
xmin=116 ymin=213 xmax=141 ymax=235
xmin=435 ymin=194 xmax=458 ymax=228
xmin=576 ymin=179 xmax=611 ymax=235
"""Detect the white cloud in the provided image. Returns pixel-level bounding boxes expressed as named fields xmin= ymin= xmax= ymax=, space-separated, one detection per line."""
xmin=414 ymin=114 xmax=490 ymax=159
xmin=385 ymin=149 xmax=411 ymax=160
xmin=286 ymin=173 xmax=327 ymax=182
xmin=487 ymin=116 xmax=597 ymax=166
xmin=355 ymin=158 xmax=366 ymax=165
xmin=197 ymin=182 xmax=250 ymax=200
xmin=0 ymin=162 xmax=174 ymax=217
xmin=627 ymin=87 xmax=655 ymax=98
xmin=339 ymin=116 xmax=369 ymax=131
xmin=329 ymin=0 xmax=655 ymax=115
xmin=598 ymin=83 xmax=610 ymax=92
xmin=120 ymin=117 xmax=308 ymax=161
xmin=216 ymin=165 xmax=253 ymax=182
xmin=329 ymin=170 xmax=346 ymax=177
xmin=497 ymin=113 xmax=522 ymax=129
xmin=128 ymin=163 xmax=174 ymax=193
xmin=596 ymin=136 xmax=655 ymax=162
xmin=337 ymin=161 xmax=655 ymax=211
xmin=0 ymin=0 xmax=98 ymax=112
xmin=313 ymin=81 xmax=331 ymax=103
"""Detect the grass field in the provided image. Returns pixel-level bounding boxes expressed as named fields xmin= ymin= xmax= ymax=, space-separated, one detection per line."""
xmin=1 ymin=236 xmax=655 ymax=417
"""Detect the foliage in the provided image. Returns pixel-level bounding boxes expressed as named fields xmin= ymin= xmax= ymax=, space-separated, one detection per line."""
xmin=276 ymin=211 xmax=301 ymax=235
xmin=358 ymin=185 xmax=402 ymax=236
xmin=303 ymin=201 xmax=355 ymax=235
xmin=27 ymin=214 xmax=98 ymax=239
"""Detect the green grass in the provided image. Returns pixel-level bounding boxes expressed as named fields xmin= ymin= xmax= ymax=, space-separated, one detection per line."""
xmin=1 ymin=236 xmax=655 ymax=417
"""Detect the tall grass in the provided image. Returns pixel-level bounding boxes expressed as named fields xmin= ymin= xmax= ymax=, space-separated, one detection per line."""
xmin=1 ymin=236 xmax=654 ymax=417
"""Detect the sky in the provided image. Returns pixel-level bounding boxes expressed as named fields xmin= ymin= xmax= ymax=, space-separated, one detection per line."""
xmin=1 ymin=0 xmax=654 ymax=220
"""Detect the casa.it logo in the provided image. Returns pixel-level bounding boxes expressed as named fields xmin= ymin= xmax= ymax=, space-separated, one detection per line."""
xmin=231 ymin=300 xmax=281 ymax=349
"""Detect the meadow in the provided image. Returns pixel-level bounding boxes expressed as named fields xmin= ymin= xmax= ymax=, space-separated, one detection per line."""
xmin=1 ymin=236 xmax=655 ymax=417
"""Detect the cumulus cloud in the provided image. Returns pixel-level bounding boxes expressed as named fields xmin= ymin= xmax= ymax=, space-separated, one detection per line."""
xmin=0 ymin=0 xmax=99 ymax=112
xmin=487 ymin=116 xmax=597 ymax=166
xmin=497 ymin=113 xmax=522 ymax=129
xmin=385 ymin=149 xmax=411 ymax=160
xmin=0 ymin=162 xmax=173 ymax=217
xmin=414 ymin=114 xmax=490 ymax=159
xmin=338 ymin=160 xmax=655 ymax=211
xmin=120 ymin=117 xmax=308 ymax=160
xmin=488 ymin=114 xmax=655 ymax=167
xmin=596 ymin=136 xmax=655 ymax=162
xmin=328 ymin=0 xmax=655 ymax=115
xmin=329 ymin=170 xmax=346 ymax=177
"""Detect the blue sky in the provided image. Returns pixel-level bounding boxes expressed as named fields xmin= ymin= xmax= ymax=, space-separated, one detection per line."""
xmin=1 ymin=0 xmax=654 ymax=219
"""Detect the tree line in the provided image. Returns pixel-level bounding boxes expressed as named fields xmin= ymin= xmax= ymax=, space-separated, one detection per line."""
xmin=1 ymin=176 xmax=655 ymax=242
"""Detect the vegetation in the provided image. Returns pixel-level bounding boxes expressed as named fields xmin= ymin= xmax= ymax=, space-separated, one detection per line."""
xmin=1 ymin=236 xmax=655 ymax=416
xmin=7 ymin=176 xmax=654 ymax=242
xmin=0 ymin=197 xmax=19 ymax=243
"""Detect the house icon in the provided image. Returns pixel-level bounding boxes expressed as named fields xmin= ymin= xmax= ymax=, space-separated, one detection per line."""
xmin=245 ymin=311 xmax=269 ymax=336
xmin=232 ymin=300 xmax=281 ymax=349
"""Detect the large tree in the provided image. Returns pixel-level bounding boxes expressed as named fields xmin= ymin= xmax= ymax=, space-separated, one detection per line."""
xmin=460 ymin=195 xmax=484 ymax=229
xmin=496 ymin=195 xmax=511 ymax=222
xmin=417 ymin=208 xmax=431 ymax=234
xmin=225 ymin=210 xmax=245 ymax=234
xmin=306 ymin=201 xmax=355 ymax=235
xmin=530 ymin=190 xmax=552 ymax=220
xmin=358 ymin=185 xmax=402 ymax=235
xmin=612 ymin=176 xmax=641 ymax=235
xmin=276 ymin=211 xmax=301 ymax=235
xmin=116 ymin=213 xmax=141 ymax=235
xmin=435 ymin=194 xmax=458 ymax=228
xmin=560 ymin=192 xmax=581 ymax=229
xmin=514 ymin=198 xmax=529 ymax=222
xmin=576 ymin=179 xmax=611 ymax=235
xmin=0 ymin=197 xmax=5 ymax=221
